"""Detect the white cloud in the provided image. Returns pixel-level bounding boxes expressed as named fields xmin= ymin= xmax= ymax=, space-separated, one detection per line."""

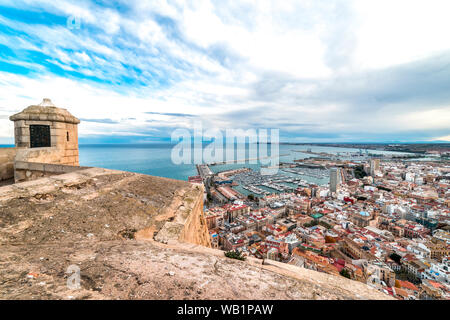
xmin=353 ymin=0 xmax=450 ymax=69
xmin=0 ymin=0 xmax=449 ymax=142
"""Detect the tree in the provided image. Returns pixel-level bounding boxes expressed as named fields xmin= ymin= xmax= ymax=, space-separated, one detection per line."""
xmin=247 ymin=194 xmax=255 ymax=201
xmin=304 ymin=220 xmax=318 ymax=228
xmin=319 ymin=221 xmax=332 ymax=229
xmin=340 ymin=269 xmax=351 ymax=279
xmin=224 ymin=250 xmax=246 ymax=261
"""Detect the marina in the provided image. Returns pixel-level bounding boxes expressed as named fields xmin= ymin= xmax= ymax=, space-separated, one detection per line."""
xmin=226 ymin=165 xmax=329 ymax=197
xmin=282 ymin=167 xmax=329 ymax=179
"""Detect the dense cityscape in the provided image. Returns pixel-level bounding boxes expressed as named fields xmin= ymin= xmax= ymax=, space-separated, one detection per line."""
xmin=190 ymin=149 xmax=450 ymax=300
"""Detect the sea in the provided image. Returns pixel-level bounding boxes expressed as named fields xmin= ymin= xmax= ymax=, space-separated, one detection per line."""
xmin=0 ymin=143 xmax=412 ymax=186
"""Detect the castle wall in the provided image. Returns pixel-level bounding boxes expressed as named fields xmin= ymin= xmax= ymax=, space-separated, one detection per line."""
xmin=179 ymin=189 xmax=212 ymax=247
xmin=0 ymin=148 xmax=17 ymax=182
xmin=154 ymin=184 xmax=212 ymax=248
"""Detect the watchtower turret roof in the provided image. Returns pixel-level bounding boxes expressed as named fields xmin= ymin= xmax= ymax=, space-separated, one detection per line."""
xmin=9 ymin=98 xmax=80 ymax=124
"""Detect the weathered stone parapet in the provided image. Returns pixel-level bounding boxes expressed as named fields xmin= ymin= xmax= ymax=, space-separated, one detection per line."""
xmin=154 ymin=184 xmax=212 ymax=247
xmin=0 ymin=167 xmax=210 ymax=246
xmin=13 ymin=160 xmax=90 ymax=183
xmin=0 ymin=147 xmax=17 ymax=182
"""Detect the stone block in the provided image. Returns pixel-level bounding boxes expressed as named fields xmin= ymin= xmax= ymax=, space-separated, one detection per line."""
xmin=25 ymin=121 xmax=52 ymax=128
xmin=14 ymin=161 xmax=28 ymax=170
xmin=55 ymin=128 xmax=68 ymax=136
xmin=55 ymin=115 xmax=66 ymax=122
xmin=14 ymin=169 xmax=26 ymax=182
xmin=65 ymin=149 xmax=78 ymax=157
xmin=66 ymin=142 xmax=78 ymax=149
xmin=61 ymin=156 xmax=74 ymax=165
xmin=14 ymin=120 xmax=27 ymax=127
xmin=43 ymin=164 xmax=62 ymax=173
xmin=28 ymin=162 xmax=45 ymax=171
xmin=18 ymin=127 xmax=29 ymax=136
xmin=50 ymin=135 xmax=64 ymax=145
xmin=52 ymin=122 xmax=67 ymax=129
xmin=19 ymin=135 xmax=30 ymax=143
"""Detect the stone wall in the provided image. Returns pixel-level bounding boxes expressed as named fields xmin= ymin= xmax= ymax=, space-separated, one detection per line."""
xmin=14 ymin=160 xmax=89 ymax=183
xmin=15 ymin=146 xmax=79 ymax=167
xmin=154 ymin=184 xmax=212 ymax=248
xmin=52 ymin=121 xmax=79 ymax=165
xmin=179 ymin=188 xmax=212 ymax=247
xmin=0 ymin=147 xmax=17 ymax=182
xmin=15 ymin=147 xmax=63 ymax=163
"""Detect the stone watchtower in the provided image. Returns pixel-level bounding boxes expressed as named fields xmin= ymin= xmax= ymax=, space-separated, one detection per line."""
xmin=9 ymin=98 xmax=80 ymax=166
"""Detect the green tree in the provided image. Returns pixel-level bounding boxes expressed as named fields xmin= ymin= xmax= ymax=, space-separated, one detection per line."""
xmin=319 ymin=221 xmax=332 ymax=229
xmin=340 ymin=269 xmax=351 ymax=279
xmin=224 ymin=251 xmax=246 ymax=261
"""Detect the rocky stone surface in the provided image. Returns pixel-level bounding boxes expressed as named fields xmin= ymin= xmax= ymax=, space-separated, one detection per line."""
xmin=0 ymin=240 xmax=391 ymax=300
xmin=0 ymin=168 xmax=392 ymax=300
xmin=0 ymin=167 xmax=207 ymax=245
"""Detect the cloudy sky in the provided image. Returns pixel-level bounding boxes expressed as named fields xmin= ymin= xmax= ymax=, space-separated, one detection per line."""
xmin=0 ymin=0 xmax=449 ymax=144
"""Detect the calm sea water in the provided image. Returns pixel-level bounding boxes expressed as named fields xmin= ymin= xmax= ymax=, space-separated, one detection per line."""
xmin=79 ymin=144 xmax=198 ymax=181
xmin=0 ymin=143 xmax=411 ymax=182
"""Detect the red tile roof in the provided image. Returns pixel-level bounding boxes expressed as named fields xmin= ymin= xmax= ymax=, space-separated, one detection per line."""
xmin=398 ymin=280 xmax=419 ymax=292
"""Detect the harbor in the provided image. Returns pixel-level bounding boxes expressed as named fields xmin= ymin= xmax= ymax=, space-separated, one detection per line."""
xmin=223 ymin=165 xmax=330 ymax=198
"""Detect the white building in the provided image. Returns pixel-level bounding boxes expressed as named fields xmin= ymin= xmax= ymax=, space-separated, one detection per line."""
xmin=423 ymin=258 xmax=450 ymax=284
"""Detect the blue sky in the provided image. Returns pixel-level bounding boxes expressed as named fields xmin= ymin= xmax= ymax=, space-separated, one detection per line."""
xmin=0 ymin=0 xmax=449 ymax=144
